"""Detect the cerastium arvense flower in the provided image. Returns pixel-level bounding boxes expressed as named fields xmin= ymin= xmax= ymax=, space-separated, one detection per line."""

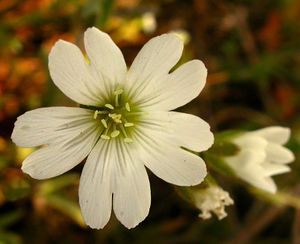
xmin=11 ymin=27 xmax=214 ymax=229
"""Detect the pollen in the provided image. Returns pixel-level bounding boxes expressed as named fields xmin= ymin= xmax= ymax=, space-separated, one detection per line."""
xmin=101 ymin=119 xmax=108 ymax=128
xmin=125 ymin=102 xmax=131 ymax=112
xmin=93 ymin=110 xmax=99 ymax=119
xmin=124 ymin=122 xmax=134 ymax=127
xmin=113 ymin=88 xmax=124 ymax=95
xmin=104 ymin=104 xmax=114 ymax=110
xmin=111 ymin=130 xmax=120 ymax=138
xmin=101 ymin=135 xmax=110 ymax=140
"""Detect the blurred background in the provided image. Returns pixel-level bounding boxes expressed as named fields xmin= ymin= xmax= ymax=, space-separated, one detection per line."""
xmin=1 ymin=0 xmax=300 ymax=243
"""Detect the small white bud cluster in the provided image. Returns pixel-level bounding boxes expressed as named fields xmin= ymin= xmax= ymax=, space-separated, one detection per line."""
xmin=194 ymin=186 xmax=233 ymax=220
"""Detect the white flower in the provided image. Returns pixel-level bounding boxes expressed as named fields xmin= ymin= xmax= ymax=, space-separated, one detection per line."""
xmin=225 ymin=126 xmax=294 ymax=193
xmin=11 ymin=27 xmax=214 ymax=229
xmin=194 ymin=185 xmax=233 ymax=220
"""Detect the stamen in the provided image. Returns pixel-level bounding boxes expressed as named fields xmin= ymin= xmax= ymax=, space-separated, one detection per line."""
xmin=105 ymin=104 xmax=114 ymax=110
xmin=111 ymin=130 xmax=120 ymax=138
xmin=119 ymin=124 xmax=128 ymax=138
xmin=101 ymin=121 xmax=112 ymax=140
xmin=93 ymin=110 xmax=99 ymax=119
xmin=125 ymin=102 xmax=131 ymax=112
xmin=101 ymin=119 xmax=108 ymax=128
xmin=119 ymin=124 xmax=133 ymax=143
xmin=124 ymin=122 xmax=134 ymax=127
xmin=96 ymin=89 xmax=137 ymax=142
xmin=114 ymin=89 xmax=124 ymax=107
xmin=113 ymin=88 xmax=124 ymax=95
xmin=109 ymin=113 xmax=122 ymax=123
xmin=101 ymin=135 xmax=110 ymax=140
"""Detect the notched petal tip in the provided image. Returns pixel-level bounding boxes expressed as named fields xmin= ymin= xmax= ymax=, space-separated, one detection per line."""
xmin=10 ymin=127 xmax=19 ymax=145
xmin=21 ymin=163 xmax=46 ymax=180
xmin=165 ymin=32 xmax=184 ymax=49
xmin=84 ymin=219 xmax=108 ymax=230
xmin=202 ymin=130 xmax=215 ymax=151
xmin=268 ymin=126 xmax=291 ymax=142
xmin=84 ymin=26 xmax=113 ymax=46
xmin=253 ymin=126 xmax=292 ymax=145
xmin=118 ymin=209 xmax=150 ymax=229
xmin=85 ymin=26 xmax=106 ymax=36
xmin=288 ymin=151 xmax=296 ymax=163
xmin=263 ymin=181 xmax=277 ymax=194
xmin=192 ymin=161 xmax=207 ymax=186
xmin=165 ymin=32 xmax=183 ymax=41
xmin=49 ymin=39 xmax=72 ymax=55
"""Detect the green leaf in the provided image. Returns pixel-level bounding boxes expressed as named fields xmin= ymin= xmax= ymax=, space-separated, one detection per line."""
xmin=208 ymin=140 xmax=240 ymax=157
xmin=202 ymin=153 xmax=236 ymax=177
xmin=82 ymin=0 xmax=115 ymax=28
xmin=0 ymin=210 xmax=23 ymax=228
xmin=45 ymin=194 xmax=85 ymax=227
xmin=98 ymin=0 xmax=115 ymax=28
xmin=38 ymin=173 xmax=79 ymax=196
xmin=4 ymin=179 xmax=31 ymax=201
xmin=0 ymin=231 xmax=21 ymax=244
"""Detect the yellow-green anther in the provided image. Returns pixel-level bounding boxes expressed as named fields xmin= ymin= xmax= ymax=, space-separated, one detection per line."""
xmin=109 ymin=113 xmax=122 ymax=123
xmin=125 ymin=102 xmax=131 ymax=112
xmin=111 ymin=130 xmax=120 ymax=138
xmin=101 ymin=135 xmax=110 ymax=140
xmin=124 ymin=122 xmax=134 ymax=127
xmin=105 ymin=104 xmax=114 ymax=110
xmin=93 ymin=110 xmax=99 ymax=119
xmin=101 ymin=119 xmax=108 ymax=128
xmin=113 ymin=89 xmax=123 ymax=95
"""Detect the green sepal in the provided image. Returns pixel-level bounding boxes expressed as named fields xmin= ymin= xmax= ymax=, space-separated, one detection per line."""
xmin=208 ymin=140 xmax=240 ymax=157
xmin=215 ymin=130 xmax=243 ymax=141
xmin=202 ymin=152 xmax=236 ymax=177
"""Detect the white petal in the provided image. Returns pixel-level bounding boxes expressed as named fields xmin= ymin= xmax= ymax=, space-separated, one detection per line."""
xmin=251 ymin=126 xmax=291 ymax=145
xmin=266 ymin=142 xmax=295 ymax=164
xmin=12 ymin=107 xmax=102 ymax=179
xmin=261 ymin=162 xmax=291 ymax=176
xmin=79 ymin=140 xmax=114 ymax=229
xmin=139 ymin=112 xmax=214 ymax=152
xmin=226 ymin=149 xmax=277 ymax=193
xmin=11 ymin=107 xmax=97 ymax=147
xmin=261 ymin=178 xmax=277 ymax=193
xmin=138 ymin=60 xmax=207 ymax=111
xmin=49 ymin=40 xmax=104 ymax=106
xmin=21 ymin=123 xmax=101 ymax=179
xmin=113 ymin=140 xmax=151 ymax=229
xmin=226 ymin=149 xmax=266 ymax=176
xmin=134 ymin=128 xmax=207 ymax=186
xmin=233 ymin=134 xmax=268 ymax=151
xmin=125 ymin=33 xmax=183 ymax=103
xmin=84 ymin=27 xmax=127 ymax=96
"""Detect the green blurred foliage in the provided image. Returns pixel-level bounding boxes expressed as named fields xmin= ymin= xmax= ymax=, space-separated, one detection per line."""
xmin=0 ymin=0 xmax=300 ymax=243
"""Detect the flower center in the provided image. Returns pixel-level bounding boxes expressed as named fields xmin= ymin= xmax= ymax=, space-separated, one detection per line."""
xmin=93 ymin=88 xmax=136 ymax=143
